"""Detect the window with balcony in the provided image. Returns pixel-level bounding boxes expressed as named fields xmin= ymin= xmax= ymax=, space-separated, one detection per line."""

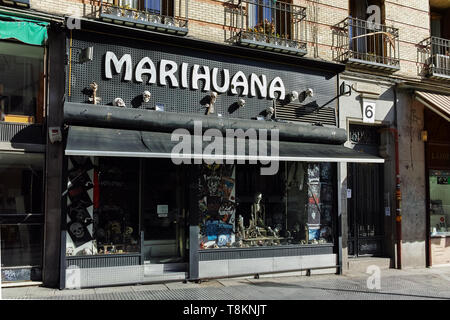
xmin=418 ymin=5 xmax=450 ymax=79
xmin=226 ymin=0 xmax=307 ymax=56
xmin=99 ymin=0 xmax=187 ymax=35
xmin=333 ymin=0 xmax=399 ymax=71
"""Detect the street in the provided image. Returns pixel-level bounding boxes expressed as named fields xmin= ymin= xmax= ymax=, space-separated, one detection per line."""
xmin=2 ymin=266 xmax=450 ymax=300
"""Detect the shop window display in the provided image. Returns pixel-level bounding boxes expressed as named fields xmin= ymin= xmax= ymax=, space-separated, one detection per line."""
xmin=198 ymin=162 xmax=335 ymax=249
xmin=429 ymin=170 xmax=450 ymax=237
xmin=66 ymin=156 xmax=140 ymax=256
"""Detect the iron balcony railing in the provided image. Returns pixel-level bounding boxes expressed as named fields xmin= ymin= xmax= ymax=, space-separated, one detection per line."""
xmin=333 ymin=17 xmax=400 ymax=71
xmin=225 ymin=0 xmax=307 ymax=56
xmin=418 ymin=36 xmax=450 ymax=79
xmin=99 ymin=0 xmax=188 ymax=36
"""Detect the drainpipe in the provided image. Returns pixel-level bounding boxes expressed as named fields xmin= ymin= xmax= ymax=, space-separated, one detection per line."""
xmin=380 ymin=86 xmax=402 ymax=269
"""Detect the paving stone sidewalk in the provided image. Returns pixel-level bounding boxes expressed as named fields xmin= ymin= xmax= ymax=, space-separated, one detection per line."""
xmin=2 ymin=267 xmax=450 ymax=300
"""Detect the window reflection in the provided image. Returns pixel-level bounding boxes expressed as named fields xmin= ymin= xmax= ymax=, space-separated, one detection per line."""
xmin=0 ymin=42 xmax=44 ymax=124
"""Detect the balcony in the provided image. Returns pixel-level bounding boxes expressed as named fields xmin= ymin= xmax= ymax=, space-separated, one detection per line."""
xmin=333 ymin=17 xmax=400 ymax=72
xmin=225 ymin=0 xmax=307 ymax=56
xmin=0 ymin=0 xmax=29 ymax=8
xmin=418 ymin=36 xmax=450 ymax=80
xmin=98 ymin=0 xmax=188 ymax=36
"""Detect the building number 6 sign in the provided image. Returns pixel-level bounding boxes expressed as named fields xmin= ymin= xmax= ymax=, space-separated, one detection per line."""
xmin=363 ymin=101 xmax=376 ymax=124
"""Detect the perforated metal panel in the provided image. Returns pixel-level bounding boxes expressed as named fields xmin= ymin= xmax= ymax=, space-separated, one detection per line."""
xmin=66 ymin=30 xmax=337 ymax=124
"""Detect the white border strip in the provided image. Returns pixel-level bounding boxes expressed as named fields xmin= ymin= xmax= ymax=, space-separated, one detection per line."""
xmin=65 ymin=150 xmax=384 ymax=163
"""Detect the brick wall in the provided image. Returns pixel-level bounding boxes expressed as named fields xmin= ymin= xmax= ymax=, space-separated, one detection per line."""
xmin=24 ymin=0 xmax=448 ymax=82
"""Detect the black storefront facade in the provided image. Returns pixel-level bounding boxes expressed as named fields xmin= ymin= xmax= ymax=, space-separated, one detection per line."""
xmin=57 ymin=22 xmax=384 ymax=289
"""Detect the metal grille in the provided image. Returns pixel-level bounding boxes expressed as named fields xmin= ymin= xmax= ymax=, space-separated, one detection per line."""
xmin=275 ymin=103 xmax=336 ymax=126
xmin=0 ymin=122 xmax=44 ymax=143
xmin=66 ymin=31 xmax=337 ymax=124
xmin=66 ymin=254 xmax=141 ymax=269
xmin=198 ymin=244 xmax=334 ymax=261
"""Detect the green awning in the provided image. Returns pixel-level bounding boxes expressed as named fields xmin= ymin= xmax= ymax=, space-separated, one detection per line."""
xmin=0 ymin=13 xmax=48 ymax=46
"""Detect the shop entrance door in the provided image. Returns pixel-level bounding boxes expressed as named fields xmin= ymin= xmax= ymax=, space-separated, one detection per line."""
xmin=141 ymin=159 xmax=187 ymax=268
xmin=347 ymin=163 xmax=384 ymax=256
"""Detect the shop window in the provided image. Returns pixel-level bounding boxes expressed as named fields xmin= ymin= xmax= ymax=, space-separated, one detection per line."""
xmin=0 ymin=153 xmax=44 ymax=215
xmin=0 ymin=41 xmax=44 ymax=124
xmin=429 ymin=170 xmax=450 ymax=237
xmin=65 ymin=156 xmax=140 ymax=256
xmin=198 ymin=162 xmax=335 ymax=250
xmin=1 ymin=225 xmax=43 ymax=269
xmin=0 ymin=152 xmax=44 ymax=280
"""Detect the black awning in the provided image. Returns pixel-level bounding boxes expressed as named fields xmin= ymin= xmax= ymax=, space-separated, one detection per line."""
xmin=65 ymin=126 xmax=384 ymax=163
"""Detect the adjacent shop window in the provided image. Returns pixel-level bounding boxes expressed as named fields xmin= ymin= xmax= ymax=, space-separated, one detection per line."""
xmin=0 ymin=153 xmax=44 ymax=215
xmin=429 ymin=170 xmax=450 ymax=237
xmin=0 ymin=152 xmax=44 ymax=280
xmin=198 ymin=162 xmax=336 ymax=249
xmin=0 ymin=41 xmax=44 ymax=124
xmin=1 ymin=225 xmax=43 ymax=269
xmin=65 ymin=156 xmax=140 ymax=256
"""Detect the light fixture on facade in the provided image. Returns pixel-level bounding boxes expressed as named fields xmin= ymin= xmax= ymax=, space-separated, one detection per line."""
xmin=421 ymin=130 xmax=428 ymax=142
xmin=79 ymin=47 xmax=94 ymax=63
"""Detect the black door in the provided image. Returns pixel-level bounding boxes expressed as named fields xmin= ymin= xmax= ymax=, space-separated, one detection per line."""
xmin=347 ymin=163 xmax=384 ymax=256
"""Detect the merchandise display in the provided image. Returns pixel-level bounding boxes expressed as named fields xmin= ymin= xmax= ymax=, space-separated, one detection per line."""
xmin=199 ymin=162 xmax=335 ymax=249
xmin=66 ymin=156 xmax=140 ymax=256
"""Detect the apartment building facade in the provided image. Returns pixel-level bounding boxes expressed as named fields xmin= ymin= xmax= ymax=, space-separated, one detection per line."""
xmin=0 ymin=0 xmax=448 ymax=288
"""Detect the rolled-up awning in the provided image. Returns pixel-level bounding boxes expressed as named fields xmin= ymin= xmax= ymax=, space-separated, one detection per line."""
xmin=0 ymin=13 xmax=48 ymax=46
xmin=415 ymin=90 xmax=450 ymax=122
xmin=65 ymin=126 xmax=384 ymax=163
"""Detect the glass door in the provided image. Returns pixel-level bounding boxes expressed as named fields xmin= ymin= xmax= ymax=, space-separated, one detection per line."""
xmin=141 ymin=159 xmax=187 ymax=264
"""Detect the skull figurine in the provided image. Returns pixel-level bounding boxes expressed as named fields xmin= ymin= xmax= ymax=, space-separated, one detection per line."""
xmin=88 ymin=81 xmax=101 ymax=105
xmin=210 ymin=91 xmax=218 ymax=105
xmin=237 ymin=98 xmax=246 ymax=108
xmin=66 ymin=246 xmax=74 ymax=256
xmin=143 ymin=91 xmax=151 ymax=103
xmin=113 ymin=98 xmax=126 ymax=108
xmin=206 ymin=92 xmax=218 ymax=115
xmin=289 ymin=90 xmax=299 ymax=102
xmin=266 ymin=106 xmax=275 ymax=120
xmin=70 ymin=222 xmax=85 ymax=239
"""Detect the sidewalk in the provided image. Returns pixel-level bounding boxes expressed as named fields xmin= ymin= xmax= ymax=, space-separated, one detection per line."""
xmin=2 ymin=266 xmax=450 ymax=300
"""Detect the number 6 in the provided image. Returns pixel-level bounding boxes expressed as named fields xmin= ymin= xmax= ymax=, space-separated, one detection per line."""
xmin=365 ymin=105 xmax=374 ymax=119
